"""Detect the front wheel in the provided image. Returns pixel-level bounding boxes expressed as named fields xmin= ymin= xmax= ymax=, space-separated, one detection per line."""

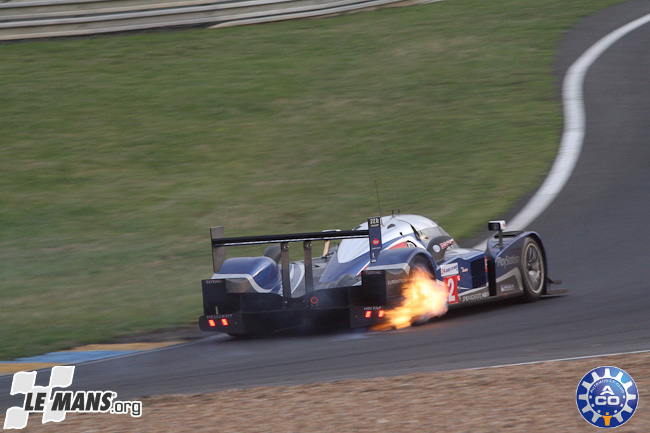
xmin=521 ymin=238 xmax=546 ymax=302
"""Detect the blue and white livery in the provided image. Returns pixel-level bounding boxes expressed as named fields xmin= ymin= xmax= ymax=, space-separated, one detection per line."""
xmin=198 ymin=214 xmax=560 ymax=335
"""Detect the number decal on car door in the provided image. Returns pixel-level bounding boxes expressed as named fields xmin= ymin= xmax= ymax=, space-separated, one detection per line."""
xmin=445 ymin=276 xmax=458 ymax=304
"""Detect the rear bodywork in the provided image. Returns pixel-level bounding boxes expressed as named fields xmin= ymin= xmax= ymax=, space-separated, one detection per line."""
xmin=198 ymin=215 xmax=553 ymax=335
xmin=199 ymin=225 xmax=397 ymax=334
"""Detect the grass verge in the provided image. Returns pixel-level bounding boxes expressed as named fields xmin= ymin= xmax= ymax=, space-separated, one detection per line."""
xmin=0 ymin=0 xmax=625 ymax=359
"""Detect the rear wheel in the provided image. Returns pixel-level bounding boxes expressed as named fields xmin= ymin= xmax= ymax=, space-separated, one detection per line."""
xmin=406 ymin=255 xmax=435 ymax=325
xmin=521 ymin=238 xmax=546 ymax=302
xmin=407 ymin=255 xmax=433 ymax=282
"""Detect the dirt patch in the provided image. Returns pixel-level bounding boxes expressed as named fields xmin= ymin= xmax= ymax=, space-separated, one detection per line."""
xmin=5 ymin=352 xmax=647 ymax=432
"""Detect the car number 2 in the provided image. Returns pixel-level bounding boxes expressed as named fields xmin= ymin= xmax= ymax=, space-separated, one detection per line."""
xmin=445 ymin=276 xmax=458 ymax=304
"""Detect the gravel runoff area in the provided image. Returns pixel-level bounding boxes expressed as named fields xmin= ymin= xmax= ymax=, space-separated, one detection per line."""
xmin=3 ymin=352 xmax=647 ymax=432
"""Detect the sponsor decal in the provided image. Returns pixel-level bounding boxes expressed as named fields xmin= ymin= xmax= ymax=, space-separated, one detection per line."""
xmin=496 ymin=255 xmax=520 ymax=268
xmin=460 ymin=291 xmax=489 ymax=302
xmin=432 ymin=245 xmax=441 ymax=253
xmin=387 ymin=278 xmax=408 ymax=286
xmin=364 ymin=270 xmax=383 ymax=275
xmin=576 ymin=366 xmax=638 ymax=428
xmin=368 ymin=217 xmax=382 ymax=263
xmin=439 ymin=239 xmax=455 ymax=249
xmin=460 ymin=267 xmax=469 ymax=273
xmin=499 ymin=283 xmax=516 ymax=293
xmin=4 ymin=366 xmax=141 ymax=430
xmin=207 ymin=313 xmax=232 ymax=319
xmin=440 ymin=263 xmax=459 ymax=277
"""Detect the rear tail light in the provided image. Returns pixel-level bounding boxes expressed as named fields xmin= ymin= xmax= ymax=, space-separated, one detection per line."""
xmin=221 ymin=318 xmax=229 ymax=326
xmin=208 ymin=319 xmax=216 ymax=327
xmin=365 ymin=311 xmax=372 ymax=318
xmin=378 ymin=310 xmax=385 ymax=318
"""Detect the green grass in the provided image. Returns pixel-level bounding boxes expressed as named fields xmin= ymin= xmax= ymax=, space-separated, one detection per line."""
xmin=0 ymin=0 xmax=625 ymax=359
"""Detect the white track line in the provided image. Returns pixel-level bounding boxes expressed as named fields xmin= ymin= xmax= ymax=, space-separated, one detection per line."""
xmin=506 ymin=12 xmax=650 ymax=231
xmin=466 ymin=349 xmax=650 ymax=371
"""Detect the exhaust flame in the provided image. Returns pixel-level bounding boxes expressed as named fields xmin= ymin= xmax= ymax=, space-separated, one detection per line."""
xmin=377 ymin=268 xmax=449 ymax=330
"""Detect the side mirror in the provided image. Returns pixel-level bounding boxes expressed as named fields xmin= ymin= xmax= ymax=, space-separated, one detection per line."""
xmin=488 ymin=220 xmax=506 ymax=231
xmin=488 ymin=220 xmax=506 ymax=247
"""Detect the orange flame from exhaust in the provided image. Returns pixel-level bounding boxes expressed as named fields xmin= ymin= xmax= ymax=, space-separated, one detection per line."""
xmin=377 ymin=268 xmax=449 ymax=330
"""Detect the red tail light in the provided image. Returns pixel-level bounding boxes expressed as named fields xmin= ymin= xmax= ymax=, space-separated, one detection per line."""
xmin=208 ymin=319 xmax=216 ymax=327
xmin=378 ymin=310 xmax=385 ymax=318
xmin=221 ymin=318 xmax=229 ymax=326
xmin=365 ymin=310 xmax=372 ymax=318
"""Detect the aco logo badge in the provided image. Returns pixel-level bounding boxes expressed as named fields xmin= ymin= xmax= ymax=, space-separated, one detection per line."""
xmin=576 ymin=366 xmax=638 ymax=428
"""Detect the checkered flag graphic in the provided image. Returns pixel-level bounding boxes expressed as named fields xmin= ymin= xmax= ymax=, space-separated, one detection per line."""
xmin=4 ymin=366 xmax=75 ymax=429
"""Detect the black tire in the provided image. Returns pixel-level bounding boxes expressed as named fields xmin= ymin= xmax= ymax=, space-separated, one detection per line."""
xmin=408 ymin=255 xmax=433 ymax=278
xmin=521 ymin=237 xmax=546 ymax=302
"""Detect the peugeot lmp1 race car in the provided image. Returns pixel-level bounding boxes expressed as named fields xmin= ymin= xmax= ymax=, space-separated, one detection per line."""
xmin=199 ymin=214 xmax=559 ymax=336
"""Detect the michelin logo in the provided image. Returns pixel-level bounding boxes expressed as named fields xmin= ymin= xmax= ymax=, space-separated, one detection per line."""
xmin=4 ymin=366 xmax=141 ymax=430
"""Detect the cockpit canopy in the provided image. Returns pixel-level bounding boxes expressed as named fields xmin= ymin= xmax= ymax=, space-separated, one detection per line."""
xmin=337 ymin=214 xmax=454 ymax=263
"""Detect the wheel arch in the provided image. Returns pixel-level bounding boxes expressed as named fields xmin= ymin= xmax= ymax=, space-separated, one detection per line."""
xmin=368 ymin=247 xmax=435 ymax=275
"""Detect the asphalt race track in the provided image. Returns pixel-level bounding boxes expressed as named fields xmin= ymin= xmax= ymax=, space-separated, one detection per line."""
xmin=2 ymin=0 xmax=649 ymax=408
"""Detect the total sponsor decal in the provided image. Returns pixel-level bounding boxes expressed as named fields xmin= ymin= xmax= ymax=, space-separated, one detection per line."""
xmin=364 ymin=270 xmax=383 ymax=275
xmin=496 ymin=255 xmax=520 ymax=268
xmin=4 ymin=366 xmax=141 ymax=429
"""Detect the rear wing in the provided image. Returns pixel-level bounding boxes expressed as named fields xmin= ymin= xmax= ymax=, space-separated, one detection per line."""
xmin=210 ymin=218 xmax=381 ymax=298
